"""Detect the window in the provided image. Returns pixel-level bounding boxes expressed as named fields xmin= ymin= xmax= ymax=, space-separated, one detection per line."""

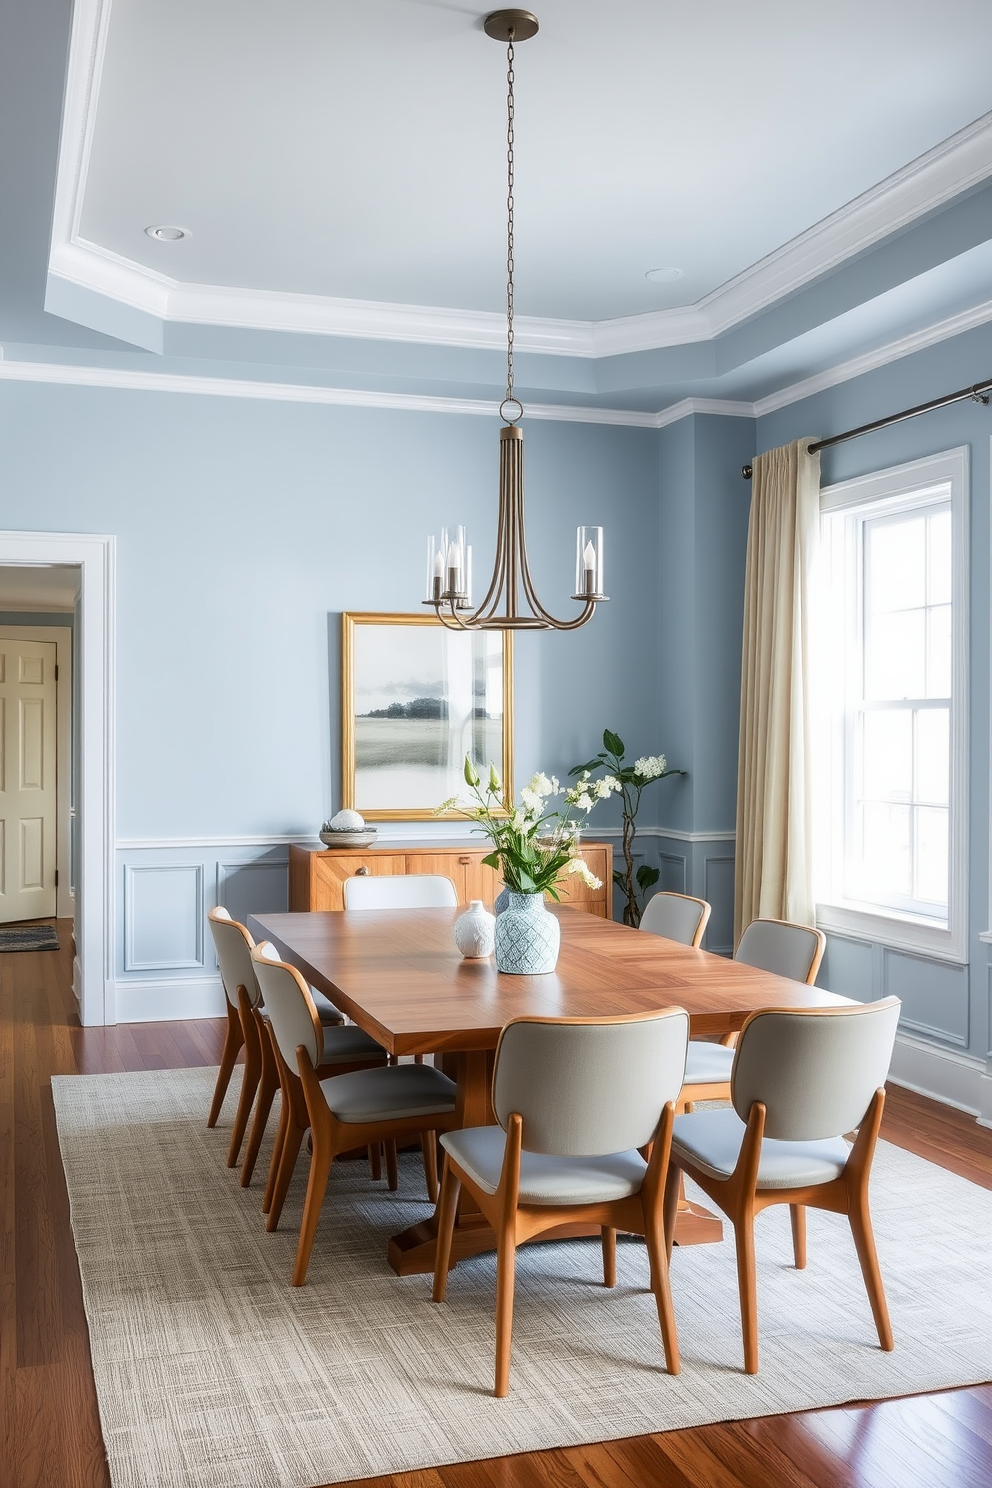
xmin=815 ymin=448 xmax=968 ymax=962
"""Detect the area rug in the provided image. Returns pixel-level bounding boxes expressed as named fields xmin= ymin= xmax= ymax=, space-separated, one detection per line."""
xmin=53 ymin=1066 xmax=992 ymax=1488
xmin=0 ymin=923 xmax=59 ymax=952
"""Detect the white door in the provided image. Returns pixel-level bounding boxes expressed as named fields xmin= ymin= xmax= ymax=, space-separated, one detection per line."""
xmin=0 ymin=638 xmax=57 ymax=922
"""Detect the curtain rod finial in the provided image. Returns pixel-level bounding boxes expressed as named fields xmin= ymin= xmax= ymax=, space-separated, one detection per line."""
xmin=742 ymin=464 xmax=753 ymax=480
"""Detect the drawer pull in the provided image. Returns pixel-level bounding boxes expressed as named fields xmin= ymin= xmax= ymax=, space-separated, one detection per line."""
xmin=458 ymin=856 xmax=471 ymax=865
xmin=354 ymin=866 xmax=370 ymax=876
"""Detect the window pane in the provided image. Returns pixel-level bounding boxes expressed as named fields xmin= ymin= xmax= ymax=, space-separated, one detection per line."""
xmin=865 ymin=610 xmax=925 ymax=699
xmin=926 ymin=604 xmax=951 ymax=698
xmin=868 ymin=516 xmax=926 ymax=612
xmin=862 ymin=709 xmax=912 ymax=799
xmin=915 ymin=806 xmax=948 ymax=907
xmin=927 ymin=509 xmax=951 ymax=606
xmin=916 ymin=708 xmax=949 ymax=806
xmin=860 ymin=801 xmax=911 ymax=900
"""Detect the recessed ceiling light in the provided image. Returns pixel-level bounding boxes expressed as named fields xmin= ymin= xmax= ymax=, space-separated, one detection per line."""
xmin=645 ymin=267 xmax=684 ymax=284
xmin=144 ymin=225 xmax=190 ymax=241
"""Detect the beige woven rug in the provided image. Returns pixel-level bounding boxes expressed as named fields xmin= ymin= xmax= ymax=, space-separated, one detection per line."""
xmin=53 ymin=1066 xmax=992 ymax=1488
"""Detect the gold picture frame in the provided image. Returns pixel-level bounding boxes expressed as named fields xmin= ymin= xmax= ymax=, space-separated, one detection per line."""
xmin=341 ymin=612 xmax=513 ymax=821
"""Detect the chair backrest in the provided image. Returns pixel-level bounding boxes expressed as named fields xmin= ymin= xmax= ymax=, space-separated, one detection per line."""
xmin=342 ymin=874 xmax=458 ymax=909
xmin=735 ymin=918 xmax=826 ymax=984
xmin=207 ymin=906 xmax=260 ymax=1010
xmin=250 ymin=943 xmax=322 ymax=1069
xmin=731 ymin=997 xmax=901 ymax=1140
xmin=640 ymin=891 xmax=711 ymax=948
xmin=493 ymin=1008 xmax=689 ymax=1156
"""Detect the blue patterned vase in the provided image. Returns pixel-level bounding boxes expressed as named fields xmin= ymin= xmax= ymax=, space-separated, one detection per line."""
xmin=494 ymin=891 xmax=560 ymax=975
xmin=494 ymin=886 xmax=511 ymax=916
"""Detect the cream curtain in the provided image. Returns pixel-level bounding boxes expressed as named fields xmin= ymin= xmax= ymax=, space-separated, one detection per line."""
xmin=734 ymin=437 xmax=821 ymax=943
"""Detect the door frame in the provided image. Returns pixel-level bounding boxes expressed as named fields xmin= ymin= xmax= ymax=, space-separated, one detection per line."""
xmin=0 ymin=625 xmax=73 ymax=918
xmin=0 ymin=533 xmax=115 ymax=1025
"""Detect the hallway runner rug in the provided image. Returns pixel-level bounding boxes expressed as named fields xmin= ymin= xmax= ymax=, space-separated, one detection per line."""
xmin=53 ymin=1066 xmax=992 ymax=1488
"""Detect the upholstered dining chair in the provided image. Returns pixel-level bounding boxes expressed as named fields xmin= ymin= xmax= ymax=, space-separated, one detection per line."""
xmin=252 ymin=942 xmax=458 ymax=1285
xmin=640 ymin=890 xmax=711 ymax=948
xmin=206 ymin=906 xmax=348 ymax=1181
xmin=680 ymin=917 xmax=827 ymax=1107
xmin=665 ymin=996 xmax=901 ymax=1374
xmin=342 ymin=873 xmax=458 ymax=909
xmin=431 ymin=1007 xmax=690 ymax=1397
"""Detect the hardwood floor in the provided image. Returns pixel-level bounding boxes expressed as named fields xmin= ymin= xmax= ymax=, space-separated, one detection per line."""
xmin=2 ymin=919 xmax=991 ymax=1487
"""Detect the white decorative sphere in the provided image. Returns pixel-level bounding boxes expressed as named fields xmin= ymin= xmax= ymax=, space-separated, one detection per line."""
xmin=323 ymin=809 xmax=366 ymax=832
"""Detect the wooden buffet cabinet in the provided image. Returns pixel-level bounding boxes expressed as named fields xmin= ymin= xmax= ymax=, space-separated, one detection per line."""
xmin=289 ymin=839 xmax=613 ymax=917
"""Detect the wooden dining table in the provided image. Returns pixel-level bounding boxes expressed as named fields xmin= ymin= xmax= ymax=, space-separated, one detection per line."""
xmin=248 ymin=904 xmax=850 ymax=1276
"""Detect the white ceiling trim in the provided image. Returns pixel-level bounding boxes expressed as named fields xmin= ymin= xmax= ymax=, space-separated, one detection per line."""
xmin=50 ymin=0 xmax=992 ymax=359
xmin=0 ymin=359 xmax=660 ymax=426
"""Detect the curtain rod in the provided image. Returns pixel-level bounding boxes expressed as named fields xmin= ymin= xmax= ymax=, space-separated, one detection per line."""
xmin=740 ymin=376 xmax=992 ymax=480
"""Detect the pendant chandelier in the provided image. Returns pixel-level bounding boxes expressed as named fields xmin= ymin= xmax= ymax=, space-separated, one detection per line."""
xmin=423 ymin=9 xmax=608 ymax=632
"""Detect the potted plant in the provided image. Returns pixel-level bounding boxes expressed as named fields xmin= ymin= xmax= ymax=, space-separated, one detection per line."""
xmin=569 ymin=730 xmax=684 ymax=928
xmin=437 ymin=758 xmax=618 ymax=973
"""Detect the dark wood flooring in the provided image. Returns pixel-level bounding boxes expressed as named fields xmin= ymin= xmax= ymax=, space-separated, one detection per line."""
xmin=2 ymin=920 xmax=991 ymax=1487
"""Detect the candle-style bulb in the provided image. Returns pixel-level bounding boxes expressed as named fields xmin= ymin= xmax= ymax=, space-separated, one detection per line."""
xmin=583 ymin=540 xmax=596 ymax=571
xmin=433 ymin=550 xmax=444 ymax=578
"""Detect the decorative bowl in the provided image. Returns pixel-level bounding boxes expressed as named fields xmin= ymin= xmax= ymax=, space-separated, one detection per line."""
xmin=319 ymin=829 xmax=378 ymax=848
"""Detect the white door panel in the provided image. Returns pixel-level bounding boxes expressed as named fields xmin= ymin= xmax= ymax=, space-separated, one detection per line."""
xmin=0 ymin=639 xmax=57 ymax=922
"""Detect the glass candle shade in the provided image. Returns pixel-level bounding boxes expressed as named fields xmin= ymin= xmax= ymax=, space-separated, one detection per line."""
xmin=574 ymin=526 xmax=605 ymax=599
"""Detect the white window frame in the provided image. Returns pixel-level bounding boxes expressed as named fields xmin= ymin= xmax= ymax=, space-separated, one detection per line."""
xmin=815 ymin=447 xmax=969 ymax=964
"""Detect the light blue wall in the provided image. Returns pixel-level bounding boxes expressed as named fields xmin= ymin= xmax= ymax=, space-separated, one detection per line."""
xmin=759 ymin=318 xmax=992 ymax=1064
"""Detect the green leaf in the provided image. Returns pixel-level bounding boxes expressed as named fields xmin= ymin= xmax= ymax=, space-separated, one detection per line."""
xmin=612 ymin=870 xmax=627 ymax=889
xmin=463 ymin=754 xmax=480 ymax=788
xmin=516 ymin=867 xmax=537 ymax=894
xmin=603 ymin=729 xmax=625 ymax=758
xmin=636 ymin=865 xmax=660 ymax=889
xmin=481 ymin=852 xmax=500 ymax=870
xmin=568 ymin=759 xmax=602 ymax=777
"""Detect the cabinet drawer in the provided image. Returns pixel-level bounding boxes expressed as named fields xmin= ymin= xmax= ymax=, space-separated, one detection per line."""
xmin=310 ymin=854 xmax=406 ymax=911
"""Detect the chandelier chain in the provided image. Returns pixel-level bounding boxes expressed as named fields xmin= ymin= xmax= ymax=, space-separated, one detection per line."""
xmin=505 ymin=31 xmax=515 ymax=410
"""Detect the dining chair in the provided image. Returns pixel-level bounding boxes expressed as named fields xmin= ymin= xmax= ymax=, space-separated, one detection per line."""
xmin=342 ymin=873 xmax=458 ymax=909
xmin=431 ymin=1007 xmax=690 ymax=1397
xmin=206 ymin=906 xmax=349 ymax=1182
xmin=640 ymin=890 xmax=711 ymax=947
xmin=252 ymin=942 xmax=458 ymax=1285
xmin=664 ymin=996 xmax=901 ymax=1373
xmin=680 ymin=917 xmax=827 ymax=1107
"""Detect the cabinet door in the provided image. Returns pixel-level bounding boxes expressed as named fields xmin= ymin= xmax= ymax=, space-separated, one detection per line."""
xmin=461 ymin=852 xmax=503 ymax=907
xmin=553 ymin=844 xmax=610 ymax=918
xmin=310 ymin=853 xmax=406 ymax=911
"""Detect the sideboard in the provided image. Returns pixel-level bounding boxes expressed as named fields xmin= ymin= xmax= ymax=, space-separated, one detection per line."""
xmin=288 ymin=839 xmax=613 ymax=917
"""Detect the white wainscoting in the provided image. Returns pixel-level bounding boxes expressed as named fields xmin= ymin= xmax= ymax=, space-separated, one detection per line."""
xmin=649 ymin=831 xmax=737 ymax=955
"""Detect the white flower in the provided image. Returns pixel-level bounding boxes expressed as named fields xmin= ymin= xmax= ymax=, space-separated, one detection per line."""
xmin=520 ymin=787 xmax=545 ymax=816
xmin=566 ymin=858 xmax=602 ymax=890
xmin=511 ymin=808 xmax=530 ymax=832
xmin=633 ymin=754 xmax=667 ymax=781
xmin=592 ymin=775 xmax=621 ymax=799
xmin=574 ymin=792 xmax=594 ymax=812
xmin=528 ymin=772 xmax=554 ymax=797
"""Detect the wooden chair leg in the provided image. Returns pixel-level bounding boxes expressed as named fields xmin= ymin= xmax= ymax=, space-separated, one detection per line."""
xmin=241 ymin=1045 xmax=279 ymax=1187
xmin=207 ymin=1003 xmax=243 ymax=1127
xmin=643 ymin=1197 xmax=681 ymax=1376
xmin=226 ymin=1000 xmax=261 ymax=1167
xmin=420 ymin=1130 xmax=439 ymax=1204
xmin=733 ymin=1210 xmax=760 ymax=1374
xmin=384 ymin=1139 xmax=399 ymax=1192
xmin=790 ymin=1203 xmax=807 ymax=1270
xmin=601 ymin=1227 xmax=617 ymax=1288
xmin=432 ymin=1155 xmax=461 ymax=1303
xmin=266 ymin=1123 xmax=305 ymax=1232
xmin=262 ymin=1088 xmax=289 ymax=1214
xmin=848 ymin=1189 xmax=894 ymax=1351
xmin=662 ymin=1161 xmax=682 ymax=1261
xmin=292 ymin=1124 xmax=335 ymax=1287
xmin=368 ymin=1142 xmax=382 ymax=1181
xmin=494 ymin=1222 xmax=518 ymax=1398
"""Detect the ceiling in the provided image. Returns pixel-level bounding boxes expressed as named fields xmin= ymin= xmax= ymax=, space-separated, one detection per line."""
xmin=3 ymin=0 xmax=992 ymax=414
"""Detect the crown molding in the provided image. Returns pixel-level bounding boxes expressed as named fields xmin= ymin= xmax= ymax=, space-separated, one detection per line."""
xmin=653 ymin=397 xmax=754 ymax=429
xmin=50 ymin=1 xmax=992 ymax=359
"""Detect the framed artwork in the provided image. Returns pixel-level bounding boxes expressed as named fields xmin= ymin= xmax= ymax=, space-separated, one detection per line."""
xmin=341 ymin=613 xmax=513 ymax=820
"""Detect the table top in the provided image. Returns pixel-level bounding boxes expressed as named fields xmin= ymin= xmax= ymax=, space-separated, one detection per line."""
xmin=248 ymin=906 xmax=850 ymax=1057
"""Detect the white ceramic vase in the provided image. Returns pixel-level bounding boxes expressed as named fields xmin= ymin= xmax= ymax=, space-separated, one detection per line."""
xmin=453 ymin=900 xmax=496 ymax=959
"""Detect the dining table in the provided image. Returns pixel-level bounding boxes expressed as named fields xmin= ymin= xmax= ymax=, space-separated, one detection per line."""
xmin=248 ymin=904 xmax=850 ymax=1276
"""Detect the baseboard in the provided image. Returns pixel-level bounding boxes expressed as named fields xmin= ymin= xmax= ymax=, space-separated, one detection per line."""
xmin=888 ymin=1030 xmax=988 ymax=1119
xmin=113 ymin=976 xmax=226 ymax=1024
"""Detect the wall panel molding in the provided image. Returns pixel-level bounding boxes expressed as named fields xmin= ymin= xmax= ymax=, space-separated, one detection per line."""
xmin=123 ymin=863 xmax=204 ymax=971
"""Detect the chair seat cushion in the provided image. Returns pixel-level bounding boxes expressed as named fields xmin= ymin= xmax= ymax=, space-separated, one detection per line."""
xmin=318 ymin=1025 xmax=387 ymax=1065
xmin=672 ymin=1108 xmax=851 ymax=1189
xmin=320 ymin=1063 xmax=456 ymax=1123
xmin=440 ymin=1125 xmax=648 ymax=1206
xmin=683 ymin=1041 xmax=735 ymax=1086
xmin=311 ymin=989 xmax=346 ymax=1026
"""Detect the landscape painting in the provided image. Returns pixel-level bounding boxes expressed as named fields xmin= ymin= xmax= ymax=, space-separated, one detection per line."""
xmin=341 ymin=613 xmax=513 ymax=819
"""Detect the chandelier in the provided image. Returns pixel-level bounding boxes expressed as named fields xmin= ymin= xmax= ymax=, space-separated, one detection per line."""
xmin=423 ymin=9 xmax=608 ymax=631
